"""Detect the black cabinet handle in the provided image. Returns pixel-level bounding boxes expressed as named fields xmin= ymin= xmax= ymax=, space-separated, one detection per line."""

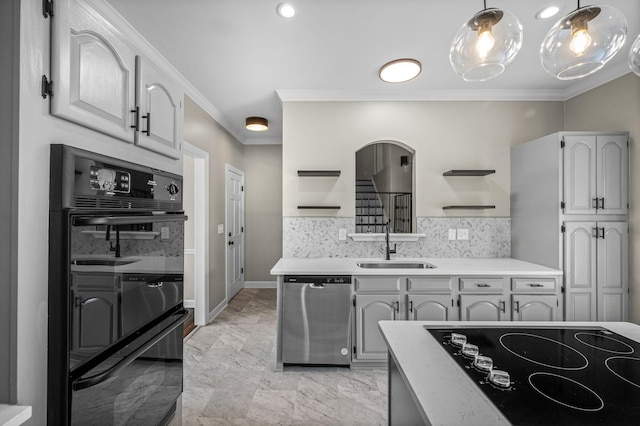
xmin=592 ymin=198 xmax=598 ymax=209
xmin=499 ymin=300 xmax=506 ymax=313
xmin=142 ymin=112 xmax=151 ymax=136
xmin=228 ymin=240 xmax=234 ymax=246
xmin=514 ymin=301 xmax=520 ymax=313
xmin=599 ymin=227 xmax=605 ymax=239
xmin=476 ymin=283 xmax=490 ymax=288
xmin=598 ymin=198 xmax=605 ymax=210
xmin=409 ymin=300 xmax=413 ymax=313
xmin=592 ymin=227 xmax=599 ymax=238
xmin=527 ymin=283 xmax=544 ymax=288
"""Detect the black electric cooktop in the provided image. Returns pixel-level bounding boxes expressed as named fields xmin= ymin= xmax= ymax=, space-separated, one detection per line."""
xmin=426 ymin=326 xmax=640 ymax=425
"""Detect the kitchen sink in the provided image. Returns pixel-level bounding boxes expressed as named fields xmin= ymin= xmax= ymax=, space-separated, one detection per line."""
xmin=357 ymin=262 xmax=436 ymax=269
xmin=72 ymin=259 xmax=138 ymax=266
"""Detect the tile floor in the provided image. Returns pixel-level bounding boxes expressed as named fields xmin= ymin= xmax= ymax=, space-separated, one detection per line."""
xmin=182 ymin=288 xmax=388 ymax=425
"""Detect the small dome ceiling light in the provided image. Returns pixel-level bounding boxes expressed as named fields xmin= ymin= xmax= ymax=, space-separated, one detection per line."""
xmin=276 ymin=3 xmax=296 ymax=18
xmin=540 ymin=1 xmax=627 ymax=80
xmin=379 ymin=59 xmax=422 ymax=83
xmin=449 ymin=0 xmax=523 ymax=82
xmin=536 ymin=5 xmax=560 ymax=20
xmin=629 ymin=34 xmax=640 ymax=77
xmin=245 ymin=116 xmax=268 ymax=132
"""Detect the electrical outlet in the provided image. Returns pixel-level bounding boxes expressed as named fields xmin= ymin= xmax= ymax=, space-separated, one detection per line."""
xmin=448 ymin=229 xmax=457 ymax=240
xmin=217 ymin=224 xmax=224 ymax=234
xmin=339 ymin=229 xmax=347 ymax=241
xmin=457 ymin=229 xmax=469 ymax=240
xmin=161 ymin=227 xmax=170 ymax=239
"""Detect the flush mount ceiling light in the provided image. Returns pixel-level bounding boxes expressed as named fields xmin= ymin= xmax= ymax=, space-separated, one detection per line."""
xmin=536 ymin=5 xmax=561 ymax=20
xmin=379 ymin=59 xmax=422 ymax=83
xmin=276 ymin=3 xmax=296 ymax=18
xmin=540 ymin=1 xmax=627 ymax=80
xmin=629 ymin=34 xmax=640 ymax=76
xmin=245 ymin=116 xmax=268 ymax=132
xmin=449 ymin=0 xmax=523 ymax=82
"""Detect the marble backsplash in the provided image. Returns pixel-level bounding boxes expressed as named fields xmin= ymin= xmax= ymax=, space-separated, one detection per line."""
xmin=282 ymin=217 xmax=510 ymax=258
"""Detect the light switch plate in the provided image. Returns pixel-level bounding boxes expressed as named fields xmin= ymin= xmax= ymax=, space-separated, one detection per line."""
xmin=457 ymin=229 xmax=469 ymax=240
xmin=339 ymin=229 xmax=347 ymax=241
xmin=217 ymin=224 xmax=224 ymax=234
xmin=448 ymin=229 xmax=457 ymax=240
xmin=161 ymin=227 xmax=170 ymax=239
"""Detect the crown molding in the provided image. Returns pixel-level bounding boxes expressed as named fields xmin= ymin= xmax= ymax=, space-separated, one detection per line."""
xmin=244 ymin=137 xmax=283 ymax=145
xmin=560 ymin=63 xmax=633 ymax=100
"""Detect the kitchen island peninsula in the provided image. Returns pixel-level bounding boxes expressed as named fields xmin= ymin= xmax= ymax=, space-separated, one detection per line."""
xmin=379 ymin=321 xmax=640 ymax=425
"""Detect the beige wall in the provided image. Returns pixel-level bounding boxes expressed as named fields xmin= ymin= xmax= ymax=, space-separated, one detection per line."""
xmin=244 ymin=145 xmax=283 ymax=281
xmin=183 ymin=96 xmax=245 ymax=312
xmin=564 ymin=72 xmax=640 ymax=323
xmin=283 ymin=101 xmax=564 ymax=218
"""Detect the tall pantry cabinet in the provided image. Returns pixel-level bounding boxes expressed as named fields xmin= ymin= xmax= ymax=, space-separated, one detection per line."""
xmin=511 ymin=132 xmax=629 ymax=322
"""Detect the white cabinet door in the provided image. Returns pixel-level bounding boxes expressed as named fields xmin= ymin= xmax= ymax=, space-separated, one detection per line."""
xmin=596 ymin=136 xmax=628 ymax=215
xmin=564 ymin=222 xmax=597 ymax=321
xmin=460 ymin=294 xmax=508 ymax=321
xmin=597 ymin=222 xmax=629 ymax=321
xmin=354 ymin=294 xmax=399 ymax=361
xmin=512 ymin=294 xmax=559 ymax=321
xmin=563 ymin=136 xmax=597 ymax=215
xmin=51 ymin=0 xmax=136 ymax=142
xmin=408 ymin=295 xmax=457 ymax=321
xmin=135 ymin=56 xmax=183 ymax=159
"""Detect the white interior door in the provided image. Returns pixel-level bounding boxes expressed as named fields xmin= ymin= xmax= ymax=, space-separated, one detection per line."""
xmin=226 ymin=165 xmax=245 ymax=300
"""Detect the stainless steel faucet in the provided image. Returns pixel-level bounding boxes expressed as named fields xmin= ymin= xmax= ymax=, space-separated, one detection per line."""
xmin=385 ymin=221 xmax=397 ymax=260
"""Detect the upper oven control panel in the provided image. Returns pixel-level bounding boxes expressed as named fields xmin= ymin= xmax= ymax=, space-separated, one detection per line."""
xmin=51 ymin=144 xmax=183 ymax=211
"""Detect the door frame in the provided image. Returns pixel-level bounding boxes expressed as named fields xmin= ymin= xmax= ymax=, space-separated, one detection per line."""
xmin=183 ymin=141 xmax=210 ymax=326
xmin=225 ymin=164 xmax=245 ymax=301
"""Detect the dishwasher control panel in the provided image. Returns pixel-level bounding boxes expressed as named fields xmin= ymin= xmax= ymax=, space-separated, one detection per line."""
xmin=284 ymin=275 xmax=352 ymax=284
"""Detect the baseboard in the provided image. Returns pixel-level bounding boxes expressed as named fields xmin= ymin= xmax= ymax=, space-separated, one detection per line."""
xmin=208 ymin=298 xmax=227 ymax=324
xmin=183 ymin=299 xmax=195 ymax=309
xmin=245 ymin=281 xmax=277 ymax=289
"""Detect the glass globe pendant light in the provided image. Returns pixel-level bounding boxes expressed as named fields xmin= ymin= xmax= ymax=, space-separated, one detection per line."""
xmin=540 ymin=1 xmax=627 ymax=80
xmin=629 ymin=34 xmax=640 ymax=77
xmin=449 ymin=0 xmax=523 ymax=82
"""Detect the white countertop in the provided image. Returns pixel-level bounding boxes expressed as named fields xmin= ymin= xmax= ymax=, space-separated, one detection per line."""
xmin=270 ymin=257 xmax=562 ymax=276
xmin=0 ymin=405 xmax=31 ymax=426
xmin=378 ymin=321 xmax=640 ymax=425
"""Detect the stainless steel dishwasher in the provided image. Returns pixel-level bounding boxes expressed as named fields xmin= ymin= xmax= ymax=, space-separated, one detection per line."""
xmin=282 ymin=275 xmax=352 ymax=365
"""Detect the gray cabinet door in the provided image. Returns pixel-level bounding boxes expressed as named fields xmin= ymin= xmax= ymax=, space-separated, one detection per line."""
xmin=408 ymin=294 xmax=457 ymax=321
xmin=460 ymin=294 xmax=508 ymax=321
xmin=354 ymin=294 xmax=399 ymax=361
xmin=563 ymin=135 xmax=597 ymax=215
xmin=135 ymin=56 xmax=183 ymax=159
xmin=72 ymin=289 xmax=119 ymax=353
xmin=597 ymin=222 xmax=629 ymax=321
xmin=596 ymin=136 xmax=628 ymax=215
xmin=564 ymin=222 xmax=597 ymax=321
xmin=51 ymin=0 xmax=136 ymax=142
xmin=512 ymin=294 xmax=559 ymax=321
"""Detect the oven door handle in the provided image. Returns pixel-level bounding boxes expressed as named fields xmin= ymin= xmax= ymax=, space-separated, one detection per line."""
xmin=73 ymin=214 xmax=188 ymax=226
xmin=71 ymin=309 xmax=188 ymax=391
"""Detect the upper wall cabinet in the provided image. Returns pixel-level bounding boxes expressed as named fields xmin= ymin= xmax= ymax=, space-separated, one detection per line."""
xmin=135 ymin=56 xmax=183 ymax=159
xmin=50 ymin=0 xmax=183 ymax=159
xmin=563 ymin=135 xmax=628 ymax=215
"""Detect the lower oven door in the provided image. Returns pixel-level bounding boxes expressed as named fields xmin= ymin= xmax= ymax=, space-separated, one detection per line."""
xmin=70 ymin=309 xmax=187 ymax=426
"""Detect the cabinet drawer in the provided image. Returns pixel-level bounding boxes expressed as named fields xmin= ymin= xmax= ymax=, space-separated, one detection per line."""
xmin=354 ymin=276 xmax=403 ymax=292
xmin=512 ymin=278 xmax=557 ymax=292
xmin=407 ymin=277 xmax=452 ymax=292
xmin=460 ymin=277 xmax=504 ymax=291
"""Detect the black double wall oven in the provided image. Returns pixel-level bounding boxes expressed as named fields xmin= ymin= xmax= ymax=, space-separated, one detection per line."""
xmin=48 ymin=145 xmax=188 ymax=425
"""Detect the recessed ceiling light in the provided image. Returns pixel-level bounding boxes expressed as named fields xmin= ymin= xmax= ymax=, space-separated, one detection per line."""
xmin=276 ymin=3 xmax=296 ymax=18
xmin=379 ymin=59 xmax=422 ymax=83
xmin=536 ymin=5 xmax=560 ymax=20
xmin=246 ymin=116 xmax=268 ymax=132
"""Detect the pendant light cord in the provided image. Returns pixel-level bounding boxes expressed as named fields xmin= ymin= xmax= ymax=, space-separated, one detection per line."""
xmin=483 ymin=0 xmax=487 ymax=11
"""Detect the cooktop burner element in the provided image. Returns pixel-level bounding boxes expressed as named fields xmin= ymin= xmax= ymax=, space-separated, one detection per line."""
xmin=575 ymin=332 xmax=635 ymax=354
xmin=426 ymin=327 xmax=640 ymax=425
xmin=500 ymin=333 xmax=589 ymax=370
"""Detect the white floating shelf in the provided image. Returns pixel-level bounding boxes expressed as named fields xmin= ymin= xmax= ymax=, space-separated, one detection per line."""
xmin=348 ymin=233 xmax=426 ymax=242
xmin=81 ymin=230 xmax=160 ymax=240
